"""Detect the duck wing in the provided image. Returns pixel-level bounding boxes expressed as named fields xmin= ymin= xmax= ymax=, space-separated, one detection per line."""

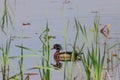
xmin=60 ymin=52 xmax=72 ymax=55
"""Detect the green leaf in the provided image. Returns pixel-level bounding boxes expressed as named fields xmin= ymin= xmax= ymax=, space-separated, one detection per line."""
xmin=9 ymin=73 xmax=21 ymax=79
xmin=28 ymin=66 xmax=59 ymax=71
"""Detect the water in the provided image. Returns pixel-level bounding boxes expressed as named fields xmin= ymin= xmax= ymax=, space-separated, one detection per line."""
xmin=0 ymin=0 xmax=120 ymax=80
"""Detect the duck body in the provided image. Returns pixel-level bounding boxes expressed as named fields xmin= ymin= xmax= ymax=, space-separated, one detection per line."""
xmin=54 ymin=51 xmax=80 ymax=62
xmin=51 ymin=44 xmax=82 ymax=68
xmin=59 ymin=52 xmax=74 ymax=61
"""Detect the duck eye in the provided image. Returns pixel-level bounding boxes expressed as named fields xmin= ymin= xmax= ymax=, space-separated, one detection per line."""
xmin=56 ymin=47 xmax=60 ymax=50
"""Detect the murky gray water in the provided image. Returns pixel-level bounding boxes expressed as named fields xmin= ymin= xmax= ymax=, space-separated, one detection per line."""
xmin=0 ymin=0 xmax=120 ymax=80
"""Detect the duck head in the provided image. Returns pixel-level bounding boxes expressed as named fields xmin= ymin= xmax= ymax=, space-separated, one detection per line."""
xmin=51 ymin=44 xmax=62 ymax=51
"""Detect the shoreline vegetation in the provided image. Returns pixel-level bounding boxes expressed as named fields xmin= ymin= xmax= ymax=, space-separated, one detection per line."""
xmin=0 ymin=1 xmax=120 ymax=80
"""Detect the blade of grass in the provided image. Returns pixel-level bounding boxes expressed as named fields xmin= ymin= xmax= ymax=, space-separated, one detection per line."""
xmin=19 ymin=44 xmax=24 ymax=80
xmin=0 ymin=38 xmax=11 ymax=80
xmin=0 ymin=0 xmax=15 ymax=35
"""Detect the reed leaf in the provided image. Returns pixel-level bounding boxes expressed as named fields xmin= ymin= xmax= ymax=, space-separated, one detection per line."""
xmin=108 ymin=42 xmax=120 ymax=50
xmin=0 ymin=39 xmax=11 ymax=80
xmin=0 ymin=0 xmax=14 ymax=35
xmin=28 ymin=66 xmax=59 ymax=71
xmin=9 ymin=73 xmax=21 ymax=80
xmin=19 ymin=44 xmax=24 ymax=80
xmin=39 ymin=24 xmax=51 ymax=80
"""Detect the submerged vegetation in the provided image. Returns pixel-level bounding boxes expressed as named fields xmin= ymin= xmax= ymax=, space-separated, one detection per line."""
xmin=0 ymin=1 xmax=120 ymax=80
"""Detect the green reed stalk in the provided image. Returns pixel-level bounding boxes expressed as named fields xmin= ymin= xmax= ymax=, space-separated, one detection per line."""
xmin=62 ymin=19 xmax=84 ymax=80
xmin=14 ymin=43 xmax=43 ymax=80
xmin=88 ymin=14 xmax=106 ymax=80
xmin=19 ymin=44 xmax=24 ymax=80
xmin=88 ymin=43 xmax=106 ymax=80
xmin=0 ymin=39 xmax=11 ymax=80
xmin=67 ymin=18 xmax=80 ymax=80
xmin=75 ymin=14 xmax=106 ymax=80
xmin=0 ymin=0 xmax=14 ymax=35
xmin=68 ymin=19 xmax=81 ymax=80
xmin=39 ymin=24 xmax=50 ymax=80
xmin=74 ymin=18 xmax=92 ymax=80
xmin=61 ymin=24 xmax=69 ymax=80
xmin=61 ymin=22 xmax=80 ymax=80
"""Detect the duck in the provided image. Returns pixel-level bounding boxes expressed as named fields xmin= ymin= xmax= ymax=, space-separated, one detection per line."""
xmin=51 ymin=44 xmax=83 ymax=68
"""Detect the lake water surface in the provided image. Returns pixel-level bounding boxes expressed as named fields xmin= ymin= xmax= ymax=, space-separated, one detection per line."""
xmin=0 ymin=0 xmax=120 ymax=80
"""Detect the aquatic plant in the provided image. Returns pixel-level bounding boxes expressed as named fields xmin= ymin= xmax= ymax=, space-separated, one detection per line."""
xmin=0 ymin=39 xmax=11 ymax=80
xmin=74 ymin=18 xmax=92 ymax=80
xmin=38 ymin=23 xmax=51 ymax=80
xmin=90 ymin=14 xmax=106 ymax=80
xmin=0 ymin=0 xmax=15 ymax=35
xmin=0 ymin=1 xmax=119 ymax=79
xmin=19 ymin=44 xmax=24 ymax=80
xmin=75 ymin=14 xmax=106 ymax=80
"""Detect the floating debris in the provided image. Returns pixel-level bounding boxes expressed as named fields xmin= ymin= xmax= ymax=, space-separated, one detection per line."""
xmin=100 ymin=24 xmax=110 ymax=39
xmin=107 ymin=58 xmax=111 ymax=63
xmin=112 ymin=53 xmax=118 ymax=57
xmin=103 ymin=67 xmax=112 ymax=70
xmin=117 ymin=58 xmax=120 ymax=60
xmin=22 ymin=23 xmax=31 ymax=26
xmin=24 ymin=73 xmax=38 ymax=80
xmin=24 ymin=73 xmax=38 ymax=76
